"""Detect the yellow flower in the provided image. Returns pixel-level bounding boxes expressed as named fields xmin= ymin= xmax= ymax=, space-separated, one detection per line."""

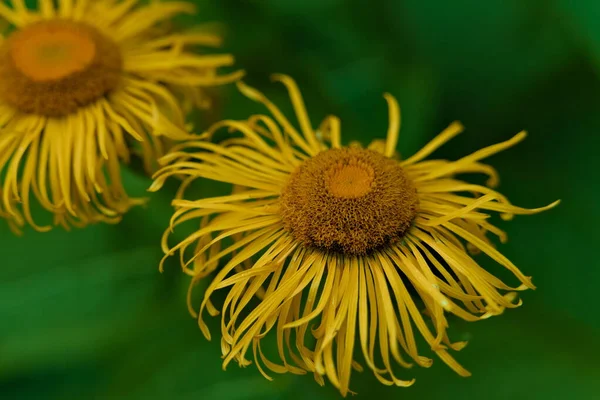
xmin=151 ymin=75 xmax=559 ymax=396
xmin=0 ymin=0 xmax=243 ymax=232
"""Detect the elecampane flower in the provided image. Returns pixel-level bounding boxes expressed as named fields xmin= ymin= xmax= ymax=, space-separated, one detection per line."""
xmin=151 ymin=75 xmax=559 ymax=396
xmin=0 ymin=0 xmax=243 ymax=232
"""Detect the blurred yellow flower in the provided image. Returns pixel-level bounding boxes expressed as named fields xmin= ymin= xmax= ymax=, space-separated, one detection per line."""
xmin=152 ymin=75 xmax=559 ymax=396
xmin=0 ymin=0 xmax=243 ymax=232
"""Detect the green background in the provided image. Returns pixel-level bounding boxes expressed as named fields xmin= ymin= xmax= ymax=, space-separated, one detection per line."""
xmin=2 ymin=0 xmax=599 ymax=399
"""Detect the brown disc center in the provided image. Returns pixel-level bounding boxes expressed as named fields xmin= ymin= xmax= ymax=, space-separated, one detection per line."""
xmin=0 ymin=19 xmax=123 ymax=116
xmin=280 ymin=147 xmax=419 ymax=255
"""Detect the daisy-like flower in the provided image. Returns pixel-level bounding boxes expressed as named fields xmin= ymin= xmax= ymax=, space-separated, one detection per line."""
xmin=151 ymin=75 xmax=559 ymax=396
xmin=0 ymin=0 xmax=243 ymax=232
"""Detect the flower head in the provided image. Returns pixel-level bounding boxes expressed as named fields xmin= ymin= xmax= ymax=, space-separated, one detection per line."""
xmin=152 ymin=75 xmax=559 ymax=396
xmin=0 ymin=0 xmax=243 ymax=232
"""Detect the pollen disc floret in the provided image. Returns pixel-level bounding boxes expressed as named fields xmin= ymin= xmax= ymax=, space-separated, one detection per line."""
xmin=0 ymin=19 xmax=122 ymax=117
xmin=281 ymin=147 xmax=418 ymax=255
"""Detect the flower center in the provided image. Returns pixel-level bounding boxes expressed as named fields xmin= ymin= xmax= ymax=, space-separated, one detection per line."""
xmin=0 ymin=19 xmax=122 ymax=116
xmin=280 ymin=147 xmax=419 ymax=255
xmin=326 ymin=161 xmax=374 ymax=198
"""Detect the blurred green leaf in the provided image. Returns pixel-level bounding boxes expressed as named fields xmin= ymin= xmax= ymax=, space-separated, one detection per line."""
xmin=556 ymin=0 xmax=600 ymax=73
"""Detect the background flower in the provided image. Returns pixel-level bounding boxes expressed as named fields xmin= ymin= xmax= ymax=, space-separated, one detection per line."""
xmin=0 ymin=0 xmax=242 ymax=232
xmin=0 ymin=1 xmax=598 ymax=400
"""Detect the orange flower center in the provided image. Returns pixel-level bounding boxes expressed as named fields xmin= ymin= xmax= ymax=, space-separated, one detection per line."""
xmin=11 ymin=22 xmax=97 ymax=81
xmin=0 ymin=19 xmax=122 ymax=116
xmin=326 ymin=162 xmax=374 ymax=198
xmin=280 ymin=147 xmax=419 ymax=255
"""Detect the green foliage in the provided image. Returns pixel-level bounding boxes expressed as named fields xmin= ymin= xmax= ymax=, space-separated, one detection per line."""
xmin=2 ymin=0 xmax=599 ymax=399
